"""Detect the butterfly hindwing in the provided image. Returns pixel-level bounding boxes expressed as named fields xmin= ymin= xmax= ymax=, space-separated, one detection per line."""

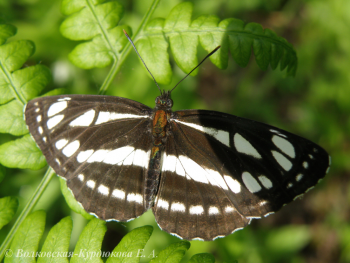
xmin=25 ymin=95 xmax=153 ymax=221
xmin=154 ymin=130 xmax=251 ymax=240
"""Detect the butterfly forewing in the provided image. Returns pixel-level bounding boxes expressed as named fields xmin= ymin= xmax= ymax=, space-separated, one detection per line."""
xmin=25 ymin=95 xmax=153 ymax=221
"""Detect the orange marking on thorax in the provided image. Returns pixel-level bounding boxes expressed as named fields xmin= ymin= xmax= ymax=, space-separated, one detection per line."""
xmin=153 ymin=110 xmax=167 ymax=138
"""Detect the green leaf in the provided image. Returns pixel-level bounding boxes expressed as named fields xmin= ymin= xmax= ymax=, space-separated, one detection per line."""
xmin=0 ymin=196 xmax=19 ymax=230
xmin=164 ymin=2 xmax=198 ymax=76
xmin=136 ymin=18 xmax=172 ymax=84
xmin=0 ymin=63 xmax=51 ymax=105
xmin=192 ymin=15 xmax=227 ymax=69
xmin=71 ymin=218 xmax=106 ymax=263
xmin=60 ymin=0 xmax=127 ymax=69
xmin=0 ymin=21 xmax=17 ymax=45
xmin=136 ymin=2 xmax=297 ymax=84
xmin=0 ymin=100 xmax=27 ymax=136
xmin=0 ymin=40 xmax=37 ymax=105
xmin=0 ymin=40 xmax=35 ymax=73
xmin=38 ymin=216 xmax=72 ymax=263
xmin=68 ymin=25 xmax=132 ymax=69
xmin=6 ymin=211 xmax=46 ymax=263
xmin=188 ymin=253 xmax=215 ymax=263
xmin=0 ymin=134 xmax=47 ymax=169
xmin=106 ymin=225 xmax=153 ymax=263
xmin=59 ymin=178 xmax=95 ymax=220
xmin=150 ymin=241 xmax=190 ymax=263
xmin=13 ymin=65 xmax=51 ymax=101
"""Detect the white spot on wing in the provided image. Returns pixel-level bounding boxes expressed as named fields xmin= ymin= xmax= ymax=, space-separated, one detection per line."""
xmin=224 ymin=175 xmax=241 ymax=193
xmin=234 ymin=133 xmax=262 ymax=159
xmin=38 ymin=126 xmax=43 ymax=134
xmin=87 ymin=149 xmax=111 ymax=163
xmin=162 ymin=154 xmax=177 ymax=173
xmin=242 ymin=172 xmax=262 ymax=193
xmin=55 ymin=139 xmax=68 ymax=150
xmin=77 ymin=150 xmax=94 ymax=163
xmin=58 ymin=97 xmax=71 ymax=101
xmin=175 ymin=158 xmax=186 ymax=177
xmin=69 ymin=109 xmax=95 ymax=127
xmin=296 ymin=174 xmax=303 ymax=181
xmin=271 ymin=150 xmax=292 ymax=171
xmin=47 ymin=114 xmax=64 ymax=129
xmin=62 ymin=140 xmax=80 ymax=157
xmin=178 ymin=155 xmax=210 ymax=184
xmin=272 ymin=135 xmax=295 ymax=158
xmin=86 ymin=180 xmax=95 ymax=189
xmin=127 ymin=193 xmax=143 ymax=204
xmin=174 ymin=120 xmax=230 ymax=147
xmin=157 ymin=199 xmax=169 ymax=210
xmin=205 ymin=169 xmax=228 ymax=190
xmin=171 ymin=202 xmax=185 ymax=212
xmin=77 ymin=174 xmax=84 ymax=181
xmin=36 ymin=115 xmax=42 ymax=122
xmin=225 ymin=206 xmax=235 ymax=213
xmin=103 ymin=146 xmax=134 ymax=165
xmin=123 ymin=150 xmax=135 ymax=165
xmin=98 ymin=184 xmax=109 ymax=196
xmin=258 ymin=175 xmax=273 ymax=189
xmin=303 ymin=161 xmax=308 ymax=169
xmin=132 ymin=149 xmax=149 ymax=168
xmin=270 ymin=129 xmax=287 ymax=138
xmin=189 ymin=205 xmax=204 ymax=215
xmin=209 ymin=206 xmax=220 ymax=215
xmin=112 ymin=189 xmax=125 ymax=200
xmin=48 ymin=101 xmax=67 ymax=117
xmin=95 ymin=111 xmax=148 ymax=125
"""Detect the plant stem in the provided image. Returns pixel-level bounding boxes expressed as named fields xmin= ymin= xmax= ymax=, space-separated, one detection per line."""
xmin=99 ymin=0 xmax=161 ymax=95
xmin=0 ymin=168 xmax=55 ymax=261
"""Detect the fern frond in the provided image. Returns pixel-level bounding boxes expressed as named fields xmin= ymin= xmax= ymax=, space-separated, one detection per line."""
xmin=0 ymin=21 xmax=50 ymax=168
xmin=136 ymin=2 xmax=297 ymax=84
xmin=60 ymin=0 xmax=130 ymax=69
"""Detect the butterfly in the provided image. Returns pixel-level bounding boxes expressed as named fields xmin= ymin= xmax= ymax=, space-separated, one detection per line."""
xmin=24 ymin=35 xmax=330 ymax=241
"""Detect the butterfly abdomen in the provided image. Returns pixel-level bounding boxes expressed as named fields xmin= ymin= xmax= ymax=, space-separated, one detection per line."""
xmin=145 ymin=108 xmax=171 ymax=209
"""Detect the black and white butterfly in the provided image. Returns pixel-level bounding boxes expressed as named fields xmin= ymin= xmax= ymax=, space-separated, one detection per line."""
xmin=24 ymin=41 xmax=330 ymax=241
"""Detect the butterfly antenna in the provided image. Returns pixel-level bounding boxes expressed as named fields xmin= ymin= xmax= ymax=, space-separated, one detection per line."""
xmin=170 ymin=46 xmax=221 ymax=93
xmin=123 ymin=29 xmax=162 ymax=95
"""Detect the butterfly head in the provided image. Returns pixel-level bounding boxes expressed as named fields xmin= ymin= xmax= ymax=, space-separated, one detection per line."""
xmin=155 ymin=90 xmax=173 ymax=110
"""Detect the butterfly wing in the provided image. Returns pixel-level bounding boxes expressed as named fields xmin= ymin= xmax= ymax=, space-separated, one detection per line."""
xmin=153 ymin=109 xmax=330 ymax=240
xmin=25 ymin=95 xmax=153 ymax=221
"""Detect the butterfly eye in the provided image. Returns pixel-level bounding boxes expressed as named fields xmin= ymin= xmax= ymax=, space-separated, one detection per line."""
xmin=167 ymin=99 xmax=173 ymax=107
